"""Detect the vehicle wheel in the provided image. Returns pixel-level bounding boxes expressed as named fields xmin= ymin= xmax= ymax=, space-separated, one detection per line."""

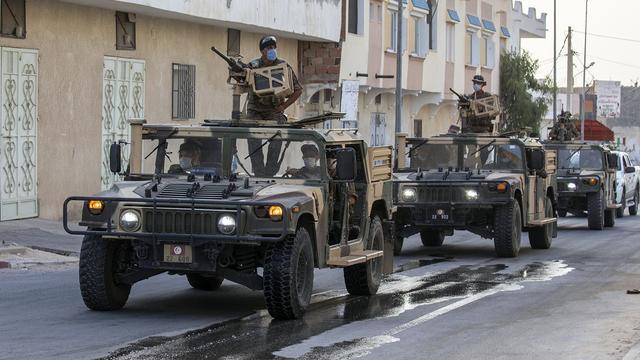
xmin=616 ymin=189 xmax=625 ymax=218
xmin=557 ymin=209 xmax=567 ymax=218
xmin=79 ymin=234 xmax=132 ymax=311
xmin=587 ymin=190 xmax=605 ymax=230
xmin=630 ymin=187 xmax=639 ymax=216
xmin=493 ymin=200 xmax=522 ymax=258
xmin=263 ymin=226 xmax=314 ymax=320
xmin=187 ymin=274 xmax=224 ymax=291
xmin=344 ymin=215 xmax=384 ymax=296
xmin=605 ymin=208 xmax=616 ymax=227
xmin=420 ymin=229 xmax=445 ymax=247
xmin=529 ymin=198 xmax=553 ymax=249
xmin=393 ymin=232 xmax=404 ymax=256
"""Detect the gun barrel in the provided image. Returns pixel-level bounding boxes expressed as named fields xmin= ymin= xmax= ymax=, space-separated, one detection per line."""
xmin=210 ymin=46 xmax=244 ymax=72
xmin=449 ymin=88 xmax=464 ymax=99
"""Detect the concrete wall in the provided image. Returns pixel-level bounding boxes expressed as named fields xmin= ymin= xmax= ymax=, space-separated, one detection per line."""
xmin=0 ymin=0 xmax=300 ymax=220
xmin=62 ymin=0 xmax=343 ymax=42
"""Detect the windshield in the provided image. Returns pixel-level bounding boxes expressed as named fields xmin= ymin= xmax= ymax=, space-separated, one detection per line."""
xmin=558 ymin=148 xmax=603 ymax=170
xmin=406 ymin=142 xmax=523 ymax=171
xmin=141 ymin=134 xmax=325 ymax=179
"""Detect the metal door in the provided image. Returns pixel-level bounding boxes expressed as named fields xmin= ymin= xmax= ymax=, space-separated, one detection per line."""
xmin=0 ymin=47 xmax=38 ymax=220
xmin=370 ymin=112 xmax=387 ymax=146
xmin=101 ymin=57 xmax=145 ymax=190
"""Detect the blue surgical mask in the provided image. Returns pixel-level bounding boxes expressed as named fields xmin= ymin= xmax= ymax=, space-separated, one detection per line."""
xmin=266 ymin=49 xmax=277 ymax=61
xmin=180 ymin=157 xmax=193 ymax=170
xmin=473 ymin=84 xmax=482 ymax=92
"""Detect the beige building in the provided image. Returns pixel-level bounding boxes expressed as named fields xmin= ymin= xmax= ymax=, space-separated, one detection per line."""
xmin=0 ymin=0 xmax=341 ymax=221
xmin=332 ymin=0 xmax=547 ymax=148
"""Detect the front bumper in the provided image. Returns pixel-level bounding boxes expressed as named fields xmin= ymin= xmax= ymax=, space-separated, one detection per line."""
xmin=557 ymin=177 xmax=600 ymax=197
xmin=63 ymin=196 xmax=290 ymax=244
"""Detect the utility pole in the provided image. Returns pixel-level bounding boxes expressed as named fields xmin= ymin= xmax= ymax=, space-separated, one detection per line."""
xmin=395 ymin=1 xmax=403 ymax=145
xmin=566 ymin=26 xmax=573 ymax=113
xmin=553 ymin=0 xmax=557 ymax=123
xmin=580 ymin=0 xmax=588 ymax=141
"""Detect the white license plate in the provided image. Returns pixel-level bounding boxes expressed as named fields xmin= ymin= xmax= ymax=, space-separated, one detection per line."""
xmin=163 ymin=244 xmax=193 ymax=263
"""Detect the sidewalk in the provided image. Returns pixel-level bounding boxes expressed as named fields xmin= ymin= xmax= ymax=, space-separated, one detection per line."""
xmin=0 ymin=218 xmax=80 ymax=255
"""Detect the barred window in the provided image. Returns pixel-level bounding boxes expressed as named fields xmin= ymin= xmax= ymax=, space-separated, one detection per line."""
xmin=1 ymin=0 xmax=26 ymax=38
xmin=227 ymin=29 xmax=240 ymax=56
xmin=172 ymin=64 xmax=196 ymax=120
xmin=116 ymin=11 xmax=136 ymax=50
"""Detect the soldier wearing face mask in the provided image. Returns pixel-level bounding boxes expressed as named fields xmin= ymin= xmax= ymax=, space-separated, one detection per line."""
xmin=168 ymin=140 xmax=202 ymax=174
xmin=469 ymin=74 xmax=491 ymax=100
xmin=285 ymin=144 xmax=322 ymax=179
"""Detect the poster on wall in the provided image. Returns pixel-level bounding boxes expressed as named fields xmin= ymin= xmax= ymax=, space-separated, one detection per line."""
xmin=340 ymin=79 xmax=360 ymax=128
xmin=595 ymin=80 xmax=621 ymax=118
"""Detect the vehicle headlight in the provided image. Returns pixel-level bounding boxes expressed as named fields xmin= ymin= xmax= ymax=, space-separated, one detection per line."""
xmin=217 ymin=214 xmax=237 ymax=234
xmin=567 ymin=182 xmax=577 ymax=191
xmin=582 ymin=177 xmax=599 ymax=186
xmin=119 ymin=210 xmax=141 ymax=232
xmin=401 ymin=188 xmax=417 ymax=202
xmin=465 ymin=189 xmax=479 ymax=200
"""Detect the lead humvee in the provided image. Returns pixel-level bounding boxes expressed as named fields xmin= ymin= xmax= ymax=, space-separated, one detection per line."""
xmin=63 ymin=119 xmax=395 ymax=320
xmin=542 ymin=141 xmax=619 ymax=229
xmin=393 ymin=132 xmax=558 ymax=257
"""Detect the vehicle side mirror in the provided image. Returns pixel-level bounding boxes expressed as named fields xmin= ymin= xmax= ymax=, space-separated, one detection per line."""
xmin=625 ymin=166 xmax=636 ymax=174
xmin=607 ymin=153 xmax=618 ymax=170
xmin=109 ymin=142 xmax=122 ymax=174
xmin=334 ymin=148 xmax=357 ymax=181
xmin=527 ymin=149 xmax=545 ymax=172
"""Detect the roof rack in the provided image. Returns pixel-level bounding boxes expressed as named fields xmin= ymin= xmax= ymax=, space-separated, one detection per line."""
xmin=202 ymin=112 xmax=346 ymax=129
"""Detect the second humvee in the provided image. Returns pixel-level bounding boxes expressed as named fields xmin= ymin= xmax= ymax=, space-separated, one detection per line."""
xmin=393 ymin=133 xmax=558 ymax=257
xmin=543 ymin=141 xmax=619 ymax=229
xmin=64 ymin=119 xmax=395 ymax=320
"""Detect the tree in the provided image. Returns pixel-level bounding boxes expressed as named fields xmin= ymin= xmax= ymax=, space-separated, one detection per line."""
xmin=499 ymin=50 xmax=553 ymax=133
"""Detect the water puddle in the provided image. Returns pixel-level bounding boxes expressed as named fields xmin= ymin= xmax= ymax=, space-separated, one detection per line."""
xmin=105 ymin=260 xmax=573 ymax=360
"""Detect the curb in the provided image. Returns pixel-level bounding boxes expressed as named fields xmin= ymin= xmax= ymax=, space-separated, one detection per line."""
xmin=29 ymin=246 xmax=79 ymax=258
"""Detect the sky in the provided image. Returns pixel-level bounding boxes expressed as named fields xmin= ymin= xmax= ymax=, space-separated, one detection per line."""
xmin=519 ymin=0 xmax=640 ymax=87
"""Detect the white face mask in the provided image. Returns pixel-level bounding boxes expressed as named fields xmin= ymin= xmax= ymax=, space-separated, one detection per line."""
xmin=180 ymin=157 xmax=193 ymax=170
xmin=303 ymin=158 xmax=317 ymax=168
xmin=473 ymin=84 xmax=482 ymax=92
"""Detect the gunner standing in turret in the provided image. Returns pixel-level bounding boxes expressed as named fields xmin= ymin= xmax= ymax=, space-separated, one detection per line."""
xmin=468 ymin=74 xmax=491 ymax=100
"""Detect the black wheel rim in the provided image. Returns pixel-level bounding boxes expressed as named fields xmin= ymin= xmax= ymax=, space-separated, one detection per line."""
xmin=296 ymin=251 xmax=311 ymax=303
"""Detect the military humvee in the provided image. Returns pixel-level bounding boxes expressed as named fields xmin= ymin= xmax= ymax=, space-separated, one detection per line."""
xmin=543 ymin=141 xmax=619 ymax=229
xmin=63 ymin=119 xmax=395 ymax=320
xmin=393 ymin=132 xmax=558 ymax=257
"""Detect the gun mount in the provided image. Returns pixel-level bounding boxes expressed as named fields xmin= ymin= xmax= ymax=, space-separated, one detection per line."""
xmin=450 ymin=88 xmax=501 ymax=135
xmin=211 ymin=47 xmax=295 ymax=121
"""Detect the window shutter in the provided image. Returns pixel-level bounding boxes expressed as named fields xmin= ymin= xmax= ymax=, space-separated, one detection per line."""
xmin=471 ymin=35 xmax=480 ymax=66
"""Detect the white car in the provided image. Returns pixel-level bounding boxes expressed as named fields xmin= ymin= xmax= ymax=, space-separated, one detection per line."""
xmin=612 ymin=150 xmax=640 ymax=217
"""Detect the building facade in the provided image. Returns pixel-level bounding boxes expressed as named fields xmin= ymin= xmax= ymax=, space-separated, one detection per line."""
xmin=0 ymin=0 xmax=341 ymax=220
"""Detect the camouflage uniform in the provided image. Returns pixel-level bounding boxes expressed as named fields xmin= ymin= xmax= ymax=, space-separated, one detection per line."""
xmin=461 ymin=88 xmax=495 ymax=134
xmin=549 ymin=111 xmax=580 ymax=141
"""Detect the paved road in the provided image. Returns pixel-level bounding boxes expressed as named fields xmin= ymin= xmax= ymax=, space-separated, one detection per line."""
xmin=3 ymin=215 xmax=640 ymax=360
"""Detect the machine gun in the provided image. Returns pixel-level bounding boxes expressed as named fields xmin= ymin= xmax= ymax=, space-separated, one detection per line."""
xmin=211 ymin=46 xmax=295 ymax=121
xmin=450 ymin=88 xmax=501 ymax=134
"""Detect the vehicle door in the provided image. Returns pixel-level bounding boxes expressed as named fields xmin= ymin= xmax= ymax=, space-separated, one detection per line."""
xmin=624 ymin=155 xmax=635 ymax=200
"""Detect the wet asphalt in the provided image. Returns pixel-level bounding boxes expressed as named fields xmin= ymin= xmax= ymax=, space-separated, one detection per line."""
xmin=3 ymin=214 xmax=640 ymax=360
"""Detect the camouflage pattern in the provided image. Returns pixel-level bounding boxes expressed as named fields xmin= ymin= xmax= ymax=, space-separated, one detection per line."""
xmin=246 ymin=58 xmax=302 ymax=116
xmin=548 ymin=111 xmax=580 ymax=141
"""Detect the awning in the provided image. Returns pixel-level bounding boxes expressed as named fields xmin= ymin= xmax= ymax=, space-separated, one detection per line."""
xmin=482 ymin=19 xmax=496 ymax=33
xmin=447 ymin=9 xmax=460 ymax=23
xmin=411 ymin=0 xmax=430 ymax=11
xmin=501 ymin=26 xmax=511 ymax=38
xmin=466 ymin=14 xmax=482 ymax=28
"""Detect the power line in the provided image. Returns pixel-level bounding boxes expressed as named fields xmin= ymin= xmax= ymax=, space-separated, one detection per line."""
xmin=574 ymin=30 xmax=640 ymax=44
xmin=590 ymin=55 xmax=640 ymax=70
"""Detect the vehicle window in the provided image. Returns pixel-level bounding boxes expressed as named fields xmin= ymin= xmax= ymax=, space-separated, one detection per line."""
xmin=407 ymin=143 xmax=458 ymax=170
xmin=558 ymin=149 xmax=603 ymax=170
xmin=463 ymin=144 xmax=523 ymax=171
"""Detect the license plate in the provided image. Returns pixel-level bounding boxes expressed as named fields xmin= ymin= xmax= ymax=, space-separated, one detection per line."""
xmin=163 ymin=244 xmax=192 ymax=263
xmin=429 ymin=208 xmax=450 ymax=222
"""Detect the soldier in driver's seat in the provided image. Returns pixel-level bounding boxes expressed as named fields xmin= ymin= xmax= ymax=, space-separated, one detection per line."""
xmin=285 ymin=144 xmax=322 ymax=179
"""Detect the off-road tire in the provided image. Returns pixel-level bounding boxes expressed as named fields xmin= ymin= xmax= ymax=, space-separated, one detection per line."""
xmin=630 ymin=187 xmax=639 ymax=216
xmin=493 ymin=200 xmax=522 ymax=258
xmin=605 ymin=208 xmax=616 ymax=228
xmin=263 ymin=226 xmax=314 ymax=320
xmin=529 ymin=198 xmax=553 ymax=249
xmin=557 ymin=209 xmax=567 ymax=217
xmin=187 ymin=274 xmax=224 ymax=291
xmin=79 ymin=234 xmax=132 ymax=311
xmin=393 ymin=233 xmax=404 ymax=256
xmin=420 ymin=229 xmax=445 ymax=247
xmin=344 ymin=215 xmax=384 ymax=296
xmin=587 ymin=190 xmax=605 ymax=230
xmin=616 ymin=189 xmax=625 ymax=218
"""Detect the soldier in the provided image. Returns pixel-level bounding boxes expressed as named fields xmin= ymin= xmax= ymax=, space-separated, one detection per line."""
xmin=549 ymin=111 xmax=579 ymax=141
xmin=247 ymin=35 xmax=303 ymax=177
xmin=469 ymin=74 xmax=491 ymax=100
xmin=285 ymin=144 xmax=323 ymax=179
xmin=169 ymin=140 xmax=202 ymax=174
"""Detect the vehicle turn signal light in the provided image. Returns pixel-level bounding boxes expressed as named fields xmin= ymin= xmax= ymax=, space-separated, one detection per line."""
xmin=583 ymin=178 xmax=598 ymax=186
xmin=87 ymin=200 xmax=104 ymax=215
xmin=496 ymin=182 xmax=508 ymax=192
xmin=268 ymin=205 xmax=284 ymax=220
